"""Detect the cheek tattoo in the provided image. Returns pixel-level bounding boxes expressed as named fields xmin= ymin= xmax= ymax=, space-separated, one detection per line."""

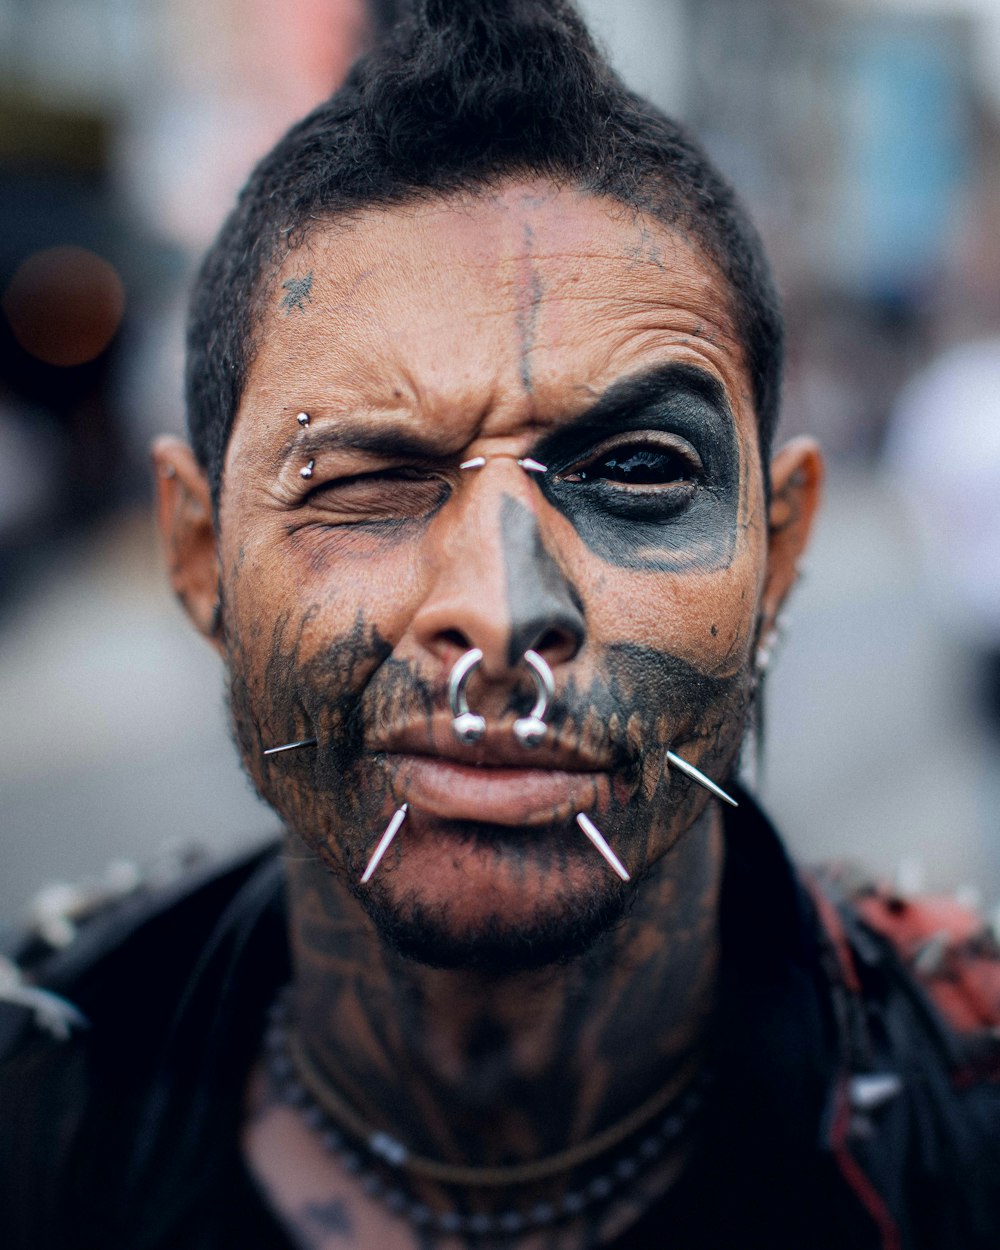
xmin=248 ymin=418 xmax=744 ymax=914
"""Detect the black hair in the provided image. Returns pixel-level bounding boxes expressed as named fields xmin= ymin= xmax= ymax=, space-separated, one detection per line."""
xmin=186 ymin=0 xmax=783 ymax=505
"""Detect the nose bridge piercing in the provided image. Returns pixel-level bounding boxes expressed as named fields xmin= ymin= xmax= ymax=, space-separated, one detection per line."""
xmin=448 ymin=648 xmax=554 ymax=748
xmin=459 ymin=455 xmax=548 ymax=474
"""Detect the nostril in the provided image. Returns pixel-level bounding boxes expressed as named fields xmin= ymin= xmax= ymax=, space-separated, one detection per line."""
xmin=438 ymin=628 xmax=471 ymax=652
xmin=532 ymin=627 xmax=574 ymax=659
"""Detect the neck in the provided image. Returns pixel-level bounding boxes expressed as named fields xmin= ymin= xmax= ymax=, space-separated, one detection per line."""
xmin=282 ymin=809 xmax=724 ymax=1180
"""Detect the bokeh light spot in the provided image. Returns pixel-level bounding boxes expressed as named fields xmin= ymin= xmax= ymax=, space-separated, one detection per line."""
xmin=2 ymin=246 xmax=126 ymax=368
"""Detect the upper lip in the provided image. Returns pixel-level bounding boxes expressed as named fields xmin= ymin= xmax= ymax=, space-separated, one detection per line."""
xmin=371 ymin=717 xmax=614 ymax=773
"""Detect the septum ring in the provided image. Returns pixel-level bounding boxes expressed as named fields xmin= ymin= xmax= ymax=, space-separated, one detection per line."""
xmin=449 ymin=648 xmax=555 ymax=749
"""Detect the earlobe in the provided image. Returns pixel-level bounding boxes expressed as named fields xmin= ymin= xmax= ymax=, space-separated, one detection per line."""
xmin=761 ymin=437 xmax=824 ymax=633
xmin=151 ymin=437 xmax=223 ymax=651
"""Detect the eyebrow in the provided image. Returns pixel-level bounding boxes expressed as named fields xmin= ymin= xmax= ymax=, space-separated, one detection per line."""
xmin=533 ymin=362 xmax=733 ymax=461
xmin=275 ymin=422 xmax=455 ymax=470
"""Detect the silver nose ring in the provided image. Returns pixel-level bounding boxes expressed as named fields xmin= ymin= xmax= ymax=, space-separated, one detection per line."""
xmin=448 ymin=648 xmax=555 ymax=748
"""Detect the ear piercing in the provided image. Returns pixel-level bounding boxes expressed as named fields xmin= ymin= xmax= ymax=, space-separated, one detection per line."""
xmin=448 ymin=647 xmax=554 ymax=748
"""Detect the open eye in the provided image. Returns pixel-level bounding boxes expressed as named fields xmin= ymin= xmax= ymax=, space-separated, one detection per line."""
xmin=561 ymin=439 xmax=702 ymax=489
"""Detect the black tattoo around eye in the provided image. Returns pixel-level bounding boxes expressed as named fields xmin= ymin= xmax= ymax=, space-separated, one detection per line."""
xmin=281 ymin=271 xmax=314 ymax=314
xmin=301 ymin=1198 xmax=353 ymax=1238
xmin=534 ymin=363 xmax=741 ymax=574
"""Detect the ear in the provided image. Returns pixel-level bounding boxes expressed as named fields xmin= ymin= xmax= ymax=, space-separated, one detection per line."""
xmin=152 ymin=437 xmax=223 ymax=652
xmin=760 ymin=437 xmax=823 ymax=637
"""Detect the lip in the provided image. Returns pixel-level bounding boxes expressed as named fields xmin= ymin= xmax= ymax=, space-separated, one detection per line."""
xmin=371 ymin=720 xmax=623 ymax=826
xmin=383 ymin=753 xmax=611 ymax=825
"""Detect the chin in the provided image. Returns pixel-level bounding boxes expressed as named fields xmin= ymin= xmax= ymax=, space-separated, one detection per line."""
xmin=353 ymin=871 xmax=633 ymax=974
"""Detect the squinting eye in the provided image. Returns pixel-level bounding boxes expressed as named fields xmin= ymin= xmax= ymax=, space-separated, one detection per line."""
xmin=304 ymin=468 xmax=448 ymax=522
xmin=565 ymin=445 xmax=699 ymax=487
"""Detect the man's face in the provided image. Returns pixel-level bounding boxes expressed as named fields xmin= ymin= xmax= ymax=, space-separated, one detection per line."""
xmin=216 ymin=182 xmax=771 ymax=965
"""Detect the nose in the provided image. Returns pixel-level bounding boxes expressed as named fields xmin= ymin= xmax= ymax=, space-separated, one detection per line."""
xmin=411 ymin=466 xmax=585 ymax=681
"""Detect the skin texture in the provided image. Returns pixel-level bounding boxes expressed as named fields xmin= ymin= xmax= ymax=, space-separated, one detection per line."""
xmin=154 ymin=180 xmax=822 ymax=1247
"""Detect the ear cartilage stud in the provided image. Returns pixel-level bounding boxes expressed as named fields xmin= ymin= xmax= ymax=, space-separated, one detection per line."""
xmin=459 ymin=456 xmax=487 ymax=470
xmin=575 ymin=813 xmax=630 ymax=881
xmin=296 ymin=411 xmax=310 ymax=427
xmin=517 ymin=457 xmax=548 ymax=474
xmin=263 ymin=737 xmax=318 ymax=757
xmin=361 ymin=804 xmax=409 ymax=884
xmin=665 ymin=751 xmax=738 ymax=808
xmin=300 ymin=460 xmax=315 ymax=480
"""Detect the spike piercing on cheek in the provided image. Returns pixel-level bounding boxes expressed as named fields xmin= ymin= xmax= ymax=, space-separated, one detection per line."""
xmin=575 ymin=813 xmax=630 ymax=881
xmin=263 ymin=737 xmax=318 ymax=757
xmin=360 ymin=804 xmax=409 ymax=884
xmin=665 ymin=751 xmax=738 ymax=807
xmin=297 ymin=411 xmax=310 ymax=427
xmin=300 ymin=460 xmax=315 ymax=480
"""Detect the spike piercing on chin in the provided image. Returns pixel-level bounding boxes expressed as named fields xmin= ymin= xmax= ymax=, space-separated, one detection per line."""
xmin=360 ymin=805 xmax=409 ymax=883
xmin=575 ymin=813 xmax=630 ymax=881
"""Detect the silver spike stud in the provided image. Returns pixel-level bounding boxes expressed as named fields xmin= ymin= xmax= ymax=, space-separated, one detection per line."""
xmin=263 ymin=737 xmax=318 ymax=757
xmin=516 ymin=457 xmax=548 ymax=473
xmin=361 ymin=805 xmax=409 ymax=884
xmin=459 ymin=456 xmax=487 ymax=470
xmin=575 ymin=813 xmax=630 ymax=881
xmin=297 ymin=411 xmax=310 ymax=427
xmin=300 ymin=459 xmax=315 ymax=480
xmin=665 ymin=751 xmax=738 ymax=808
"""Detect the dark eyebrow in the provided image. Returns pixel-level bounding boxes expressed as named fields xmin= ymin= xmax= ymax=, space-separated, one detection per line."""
xmin=275 ymin=421 xmax=454 ymax=469
xmin=531 ymin=362 xmax=733 ymax=467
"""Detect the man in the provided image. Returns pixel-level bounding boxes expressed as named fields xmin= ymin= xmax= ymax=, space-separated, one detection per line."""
xmin=2 ymin=3 xmax=998 ymax=1248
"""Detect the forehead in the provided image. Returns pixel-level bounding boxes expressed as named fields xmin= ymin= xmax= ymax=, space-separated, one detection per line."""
xmin=230 ymin=181 xmax=753 ymax=461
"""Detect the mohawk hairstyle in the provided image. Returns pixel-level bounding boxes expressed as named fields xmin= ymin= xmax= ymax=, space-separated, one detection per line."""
xmin=187 ymin=0 xmax=783 ymax=504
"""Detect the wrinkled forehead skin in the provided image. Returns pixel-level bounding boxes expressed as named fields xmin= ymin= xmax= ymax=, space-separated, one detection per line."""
xmin=215 ymin=181 xmax=769 ymax=960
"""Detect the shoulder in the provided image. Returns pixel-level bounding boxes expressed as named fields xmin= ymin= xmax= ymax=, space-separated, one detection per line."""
xmin=0 ymin=840 xmax=285 ymax=1249
xmin=805 ymin=869 xmax=1000 ymax=1250
xmin=1 ymin=839 xmax=283 ymax=1057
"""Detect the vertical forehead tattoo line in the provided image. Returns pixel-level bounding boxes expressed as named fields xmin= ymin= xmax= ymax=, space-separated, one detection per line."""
xmin=515 ymin=222 xmax=543 ymax=394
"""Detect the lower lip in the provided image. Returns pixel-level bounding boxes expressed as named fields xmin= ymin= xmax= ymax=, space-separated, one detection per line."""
xmin=382 ymin=754 xmax=611 ymax=825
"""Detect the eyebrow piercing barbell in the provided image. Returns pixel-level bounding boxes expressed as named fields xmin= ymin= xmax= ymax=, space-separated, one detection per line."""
xmin=300 ymin=460 xmax=315 ymax=479
xmin=448 ymin=647 xmax=554 ymax=748
xmin=297 ymin=412 xmax=310 ymax=427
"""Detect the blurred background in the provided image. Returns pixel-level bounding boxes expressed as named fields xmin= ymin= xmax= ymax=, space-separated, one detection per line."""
xmin=2 ymin=0 xmax=1000 ymax=927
